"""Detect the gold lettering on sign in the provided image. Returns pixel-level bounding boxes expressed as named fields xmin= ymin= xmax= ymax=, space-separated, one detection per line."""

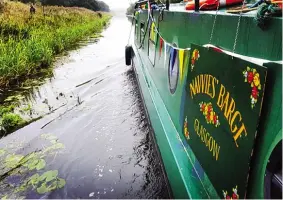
xmin=216 ymin=84 xmax=248 ymax=147
xmin=194 ymin=119 xmax=220 ymax=161
xmin=189 ymin=74 xmax=219 ymax=99
xmin=189 ymin=74 xmax=249 ymax=148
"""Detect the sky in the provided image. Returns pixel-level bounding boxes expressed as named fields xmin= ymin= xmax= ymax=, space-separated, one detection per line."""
xmin=102 ymin=0 xmax=134 ymax=11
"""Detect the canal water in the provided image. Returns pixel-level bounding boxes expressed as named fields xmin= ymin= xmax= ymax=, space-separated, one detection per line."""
xmin=0 ymin=13 xmax=171 ymax=199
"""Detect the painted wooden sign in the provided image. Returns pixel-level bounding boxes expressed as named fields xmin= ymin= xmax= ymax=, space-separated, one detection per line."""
xmin=182 ymin=44 xmax=268 ymax=199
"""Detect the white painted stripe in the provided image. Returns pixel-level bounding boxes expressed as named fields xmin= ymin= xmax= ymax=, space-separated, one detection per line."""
xmin=203 ymin=44 xmax=283 ymax=65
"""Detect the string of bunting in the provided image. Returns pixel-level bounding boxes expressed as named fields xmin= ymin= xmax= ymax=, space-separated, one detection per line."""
xmin=144 ymin=1 xmax=191 ymax=82
xmin=138 ymin=0 xmax=277 ymax=82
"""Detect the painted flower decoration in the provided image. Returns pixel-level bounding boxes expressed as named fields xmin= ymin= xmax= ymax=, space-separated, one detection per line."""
xmin=199 ymin=102 xmax=220 ymax=127
xmin=184 ymin=116 xmax=190 ymax=140
xmin=232 ymin=186 xmax=239 ymax=199
xmin=191 ymin=49 xmax=200 ymax=71
xmin=222 ymin=186 xmax=239 ymax=200
xmin=243 ymin=66 xmax=262 ymax=109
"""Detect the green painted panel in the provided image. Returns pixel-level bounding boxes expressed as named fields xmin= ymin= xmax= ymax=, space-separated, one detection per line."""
xmin=182 ymin=44 xmax=268 ymax=198
xmin=156 ymin=11 xmax=282 ymax=61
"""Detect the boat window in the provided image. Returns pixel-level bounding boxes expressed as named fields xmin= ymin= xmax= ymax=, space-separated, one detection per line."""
xmin=168 ymin=43 xmax=179 ymax=94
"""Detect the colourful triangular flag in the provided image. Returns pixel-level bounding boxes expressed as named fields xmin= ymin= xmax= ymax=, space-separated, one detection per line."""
xmin=182 ymin=50 xmax=189 ymax=82
xmin=167 ymin=43 xmax=171 ymax=54
xmin=150 ymin=22 xmax=155 ymax=41
xmin=179 ymin=49 xmax=184 ymax=83
xmin=159 ymin=38 xmax=164 ymax=59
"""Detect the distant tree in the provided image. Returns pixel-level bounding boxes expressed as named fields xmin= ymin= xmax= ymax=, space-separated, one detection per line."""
xmin=0 ymin=0 xmax=4 ymax=13
xmin=126 ymin=2 xmax=135 ymax=16
xmin=12 ymin=0 xmax=110 ymax=12
xmin=97 ymin=1 xmax=110 ymax=12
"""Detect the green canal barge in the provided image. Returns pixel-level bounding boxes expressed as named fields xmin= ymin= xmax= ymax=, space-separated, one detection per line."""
xmin=125 ymin=0 xmax=282 ymax=199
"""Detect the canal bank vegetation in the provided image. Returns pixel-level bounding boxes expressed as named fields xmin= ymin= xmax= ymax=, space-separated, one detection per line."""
xmin=14 ymin=0 xmax=110 ymax=12
xmin=0 ymin=104 xmax=26 ymax=135
xmin=0 ymin=0 xmax=111 ymax=136
xmin=40 ymin=0 xmax=110 ymax=12
xmin=0 ymin=1 xmax=110 ymax=89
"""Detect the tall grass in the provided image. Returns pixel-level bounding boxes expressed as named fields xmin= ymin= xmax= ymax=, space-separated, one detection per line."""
xmin=0 ymin=1 xmax=110 ymax=87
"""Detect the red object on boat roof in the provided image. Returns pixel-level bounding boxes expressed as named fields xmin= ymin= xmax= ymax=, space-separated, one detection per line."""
xmin=271 ymin=0 xmax=282 ymax=9
xmin=185 ymin=0 xmax=243 ymax=10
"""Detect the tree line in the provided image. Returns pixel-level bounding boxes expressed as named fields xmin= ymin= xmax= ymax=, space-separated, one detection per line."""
xmin=12 ymin=0 xmax=110 ymax=12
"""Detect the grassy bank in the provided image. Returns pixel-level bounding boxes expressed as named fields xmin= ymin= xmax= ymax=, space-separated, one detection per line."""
xmin=0 ymin=1 xmax=110 ymax=136
xmin=0 ymin=1 xmax=110 ymax=88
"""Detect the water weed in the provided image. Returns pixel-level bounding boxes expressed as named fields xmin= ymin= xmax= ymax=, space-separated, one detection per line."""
xmin=0 ymin=133 xmax=67 ymax=198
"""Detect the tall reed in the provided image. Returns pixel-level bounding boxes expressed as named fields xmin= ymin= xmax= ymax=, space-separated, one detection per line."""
xmin=0 ymin=1 xmax=110 ymax=87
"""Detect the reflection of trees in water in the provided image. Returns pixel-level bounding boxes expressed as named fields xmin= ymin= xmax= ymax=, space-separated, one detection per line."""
xmin=124 ymin=67 xmax=171 ymax=199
